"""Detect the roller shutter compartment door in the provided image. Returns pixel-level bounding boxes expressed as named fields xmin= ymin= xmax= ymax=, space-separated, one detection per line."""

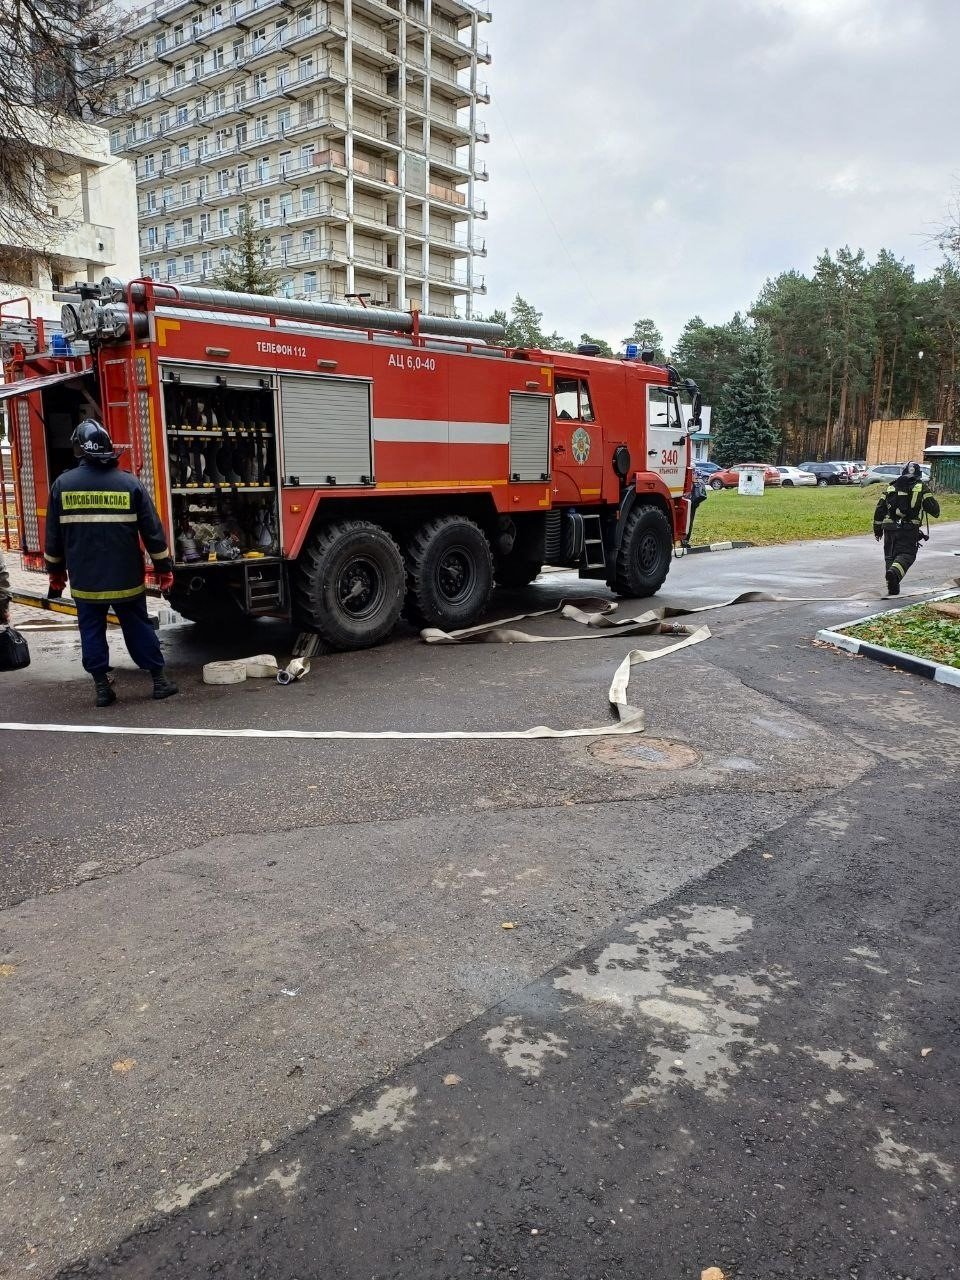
xmin=280 ymin=376 xmax=373 ymax=486
xmin=509 ymin=393 xmax=551 ymax=482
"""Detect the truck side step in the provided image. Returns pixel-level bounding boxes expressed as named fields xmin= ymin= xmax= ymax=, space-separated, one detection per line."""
xmin=244 ymin=564 xmax=286 ymax=614
xmin=578 ymin=512 xmax=607 ymax=579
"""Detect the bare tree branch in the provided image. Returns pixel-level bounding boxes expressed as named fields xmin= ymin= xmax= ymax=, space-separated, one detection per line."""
xmin=0 ymin=1 xmax=132 ymax=258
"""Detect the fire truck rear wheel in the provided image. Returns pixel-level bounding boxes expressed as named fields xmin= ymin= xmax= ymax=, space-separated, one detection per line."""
xmin=611 ymin=503 xmax=673 ymax=598
xmin=405 ymin=515 xmax=495 ymax=629
xmin=295 ymin=520 xmax=406 ymax=650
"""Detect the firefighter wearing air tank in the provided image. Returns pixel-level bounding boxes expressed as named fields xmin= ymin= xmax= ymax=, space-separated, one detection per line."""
xmin=872 ymin=461 xmax=940 ymax=596
xmin=45 ymin=420 xmax=179 ymax=706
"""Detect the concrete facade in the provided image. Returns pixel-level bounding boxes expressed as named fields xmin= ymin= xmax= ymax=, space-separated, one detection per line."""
xmin=0 ymin=112 xmax=140 ymax=324
xmin=108 ymin=0 xmax=491 ymax=318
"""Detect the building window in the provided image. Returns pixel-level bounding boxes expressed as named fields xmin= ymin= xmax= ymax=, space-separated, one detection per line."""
xmin=174 ymin=64 xmax=186 ymax=87
xmin=160 ymin=148 xmax=171 ymax=170
xmin=178 ymin=143 xmax=189 ymax=164
xmin=216 ymin=130 xmax=229 ymax=152
xmin=143 ymin=155 xmax=156 ymax=176
xmin=276 ymin=64 xmax=289 ymax=89
xmin=302 ymin=229 xmax=315 ymax=253
xmin=125 ymin=125 xmax=135 ymax=145
xmin=303 ymin=271 xmax=317 ymax=293
xmin=236 ymin=163 xmax=249 ymax=189
xmin=210 ymin=4 xmax=223 ymax=30
xmin=252 ymin=26 xmax=267 ymax=53
xmin=156 ymin=33 xmax=167 ymax=55
xmin=147 ymin=227 xmax=158 ymax=248
xmin=280 ymin=234 xmax=293 ymax=260
xmin=177 ymin=105 xmax=188 ymax=125
xmin=275 ymin=17 xmax=288 ymax=41
xmin=234 ymin=83 xmax=246 ymax=106
xmin=217 ymin=168 xmax=231 ymax=192
xmin=193 ymin=54 xmax=204 ymax=79
xmin=279 ymin=149 xmax=292 ymax=174
xmin=299 ymin=143 xmax=314 ymax=168
xmin=150 ymin=261 xmax=161 ymax=279
xmin=174 ymin=23 xmax=184 ymax=46
xmin=297 ymin=9 xmax=311 ymax=35
xmin=258 ymin=197 xmax=271 ymax=221
xmin=202 ymin=250 xmax=213 ymax=273
xmin=301 ymin=187 xmax=315 ymax=213
xmin=253 ymin=71 xmax=268 ymax=98
xmin=257 ymin=156 xmax=270 ymax=182
xmin=261 ymin=237 xmax=273 ymax=261
xmin=220 ymin=247 xmax=230 ymax=264
xmin=200 ymin=212 xmax=211 ymax=233
xmin=254 ymin=114 xmax=269 ymax=140
xmin=146 ymin=191 xmax=158 ymax=212
xmin=279 ymin=193 xmax=293 ymax=220
xmin=109 ymin=129 xmax=120 ymax=153
xmin=180 ymin=180 xmax=190 ymax=202
xmin=159 ymin=111 xmax=170 ymax=133
xmin=183 ymin=254 xmax=194 ymax=274
xmin=232 ymin=37 xmax=244 ymax=63
xmin=213 ymin=88 xmax=226 ymax=112
xmin=277 ymin=107 xmax=291 ymax=135
xmin=197 ymin=175 xmax=208 ymax=197
xmin=213 ymin=46 xmax=224 ymax=70
xmin=218 ymin=207 xmax=230 ymax=231
xmin=236 ymin=122 xmax=247 ymax=146
xmin=298 ymin=54 xmax=314 ymax=81
xmin=166 ymin=259 xmax=177 ymax=279
xmin=182 ymin=217 xmax=193 ymax=238
xmin=300 ymin=98 xmax=315 ymax=123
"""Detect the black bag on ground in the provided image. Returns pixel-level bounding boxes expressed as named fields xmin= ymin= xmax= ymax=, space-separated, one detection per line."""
xmin=0 ymin=624 xmax=30 ymax=671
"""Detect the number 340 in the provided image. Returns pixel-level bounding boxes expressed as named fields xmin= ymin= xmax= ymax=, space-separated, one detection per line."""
xmin=660 ymin=448 xmax=679 ymax=466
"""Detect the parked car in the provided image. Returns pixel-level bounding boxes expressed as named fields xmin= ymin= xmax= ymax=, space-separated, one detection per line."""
xmin=777 ymin=465 xmax=817 ymax=487
xmin=695 ymin=460 xmax=722 ymax=480
xmin=708 ymin=463 xmax=782 ymax=490
xmin=828 ymin=460 xmax=866 ymax=481
xmin=860 ymin=462 xmax=930 ymax=485
xmin=798 ymin=462 xmax=851 ymax=486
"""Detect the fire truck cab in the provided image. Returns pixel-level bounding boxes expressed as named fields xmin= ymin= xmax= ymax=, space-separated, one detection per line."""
xmin=1 ymin=280 xmax=701 ymax=651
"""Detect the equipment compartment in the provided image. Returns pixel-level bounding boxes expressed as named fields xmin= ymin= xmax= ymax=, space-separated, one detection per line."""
xmin=160 ymin=371 xmax=281 ymax=567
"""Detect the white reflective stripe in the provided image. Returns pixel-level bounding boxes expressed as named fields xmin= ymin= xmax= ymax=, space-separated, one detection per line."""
xmin=59 ymin=513 xmax=139 ymax=524
xmin=373 ymin=418 xmax=510 ymax=445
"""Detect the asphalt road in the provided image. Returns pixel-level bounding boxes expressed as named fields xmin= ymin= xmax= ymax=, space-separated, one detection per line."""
xmin=1 ymin=526 xmax=958 ymax=1279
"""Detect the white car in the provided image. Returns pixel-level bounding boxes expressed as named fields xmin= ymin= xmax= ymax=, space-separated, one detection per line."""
xmin=777 ymin=465 xmax=817 ymax=487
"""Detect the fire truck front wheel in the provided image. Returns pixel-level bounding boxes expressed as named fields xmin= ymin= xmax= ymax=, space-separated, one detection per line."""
xmin=405 ymin=515 xmax=495 ymax=629
xmin=295 ymin=520 xmax=406 ymax=650
xmin=610 ymin=503 xmax=673 ymax=598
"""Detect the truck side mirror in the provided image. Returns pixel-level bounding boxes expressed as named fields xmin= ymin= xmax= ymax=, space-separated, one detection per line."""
xmin=687 ymin=391 xmax=702 ymax=431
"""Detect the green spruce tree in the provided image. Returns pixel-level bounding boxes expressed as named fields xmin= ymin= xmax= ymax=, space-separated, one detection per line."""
xmin=212 ymin=205 xmax=278 ymax=295
xmin=713 ymin=324 xmax=781 ymax=465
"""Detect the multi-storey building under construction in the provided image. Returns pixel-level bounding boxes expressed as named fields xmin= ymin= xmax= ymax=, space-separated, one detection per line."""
xmin=106 ymin=0 xmax=490 ymax=317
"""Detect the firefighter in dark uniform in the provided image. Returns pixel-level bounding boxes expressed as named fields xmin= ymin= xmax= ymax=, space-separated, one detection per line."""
xmin=873 ymin=461 xmax=940 ymax=595
xmin=45 ymin=420 xmax=179 ymax=706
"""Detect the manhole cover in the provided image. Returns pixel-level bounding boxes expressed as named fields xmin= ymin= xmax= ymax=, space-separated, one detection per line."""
xmin=590 ymin=736 xmax=701 ymax=771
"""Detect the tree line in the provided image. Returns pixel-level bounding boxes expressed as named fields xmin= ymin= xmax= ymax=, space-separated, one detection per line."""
xmin=483 ymin=247 xmax=960 ymax=466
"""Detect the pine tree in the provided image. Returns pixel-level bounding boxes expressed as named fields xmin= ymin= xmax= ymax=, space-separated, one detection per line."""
xmin=713 ymin=324 xmax=781 ymax=465
xmin=622 ymin=317 xmax=665 ymax=363
xmin=212 ymin=206 xmax=278 ymax=295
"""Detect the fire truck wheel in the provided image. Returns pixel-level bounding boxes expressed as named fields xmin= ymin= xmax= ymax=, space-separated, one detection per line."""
xmin=295 ymin=520 xmax=406 ymax=650
xmin=405 ymin=515 xmax=495 ymax=629
xmin=611 ymin=503 xmax=673 ymax=598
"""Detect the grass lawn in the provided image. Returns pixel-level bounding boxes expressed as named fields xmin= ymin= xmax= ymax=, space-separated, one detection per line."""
xmin=843 ymin=602 xmax=960 ymax=669
xmin=693 ymin=483 xmax=960 ymax=547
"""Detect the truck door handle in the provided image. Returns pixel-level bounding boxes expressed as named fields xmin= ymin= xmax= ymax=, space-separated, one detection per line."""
xmin=647 ymin=449 xmax=657 ymax=456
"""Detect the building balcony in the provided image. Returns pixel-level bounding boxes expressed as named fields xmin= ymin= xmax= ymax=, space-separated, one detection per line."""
xmin=350 ymin=31 xmax=398 ymax=67
xmin=351 ymin=153 xmax=400 ymax=189
xmin=428 ymin=228 xmax=471 ymax=257
xmin=427 ymin=181 xmax=467 ymax=209
xmin=429 ymin=111 xmax=471 ymax=141
xmin=351 ymin=0 xmax=400 ymax=22
xmin=351 ymin=70 xmax=400 ymax=108
xmin=475 ymin=119 xmax=489 ymax=143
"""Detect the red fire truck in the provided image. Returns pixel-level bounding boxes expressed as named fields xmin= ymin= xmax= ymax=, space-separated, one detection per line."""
xmin=1 ymin=280 xmax=700 ymax=650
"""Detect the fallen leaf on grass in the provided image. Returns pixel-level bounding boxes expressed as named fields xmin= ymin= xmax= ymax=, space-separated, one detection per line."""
xmin=112 ymin=1058 xmax=137 ymax=1074
xmin=443 ymin=1073 xmax=462 ymax=1086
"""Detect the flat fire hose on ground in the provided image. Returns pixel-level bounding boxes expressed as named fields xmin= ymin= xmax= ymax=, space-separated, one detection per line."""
xmin=2 ymin=584 xmax=956 ymax=743
xmin=8 ymin=591 xmax=160 ymax=630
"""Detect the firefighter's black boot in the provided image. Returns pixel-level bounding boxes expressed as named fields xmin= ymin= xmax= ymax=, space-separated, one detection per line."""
xmin=93 ymin=673 xmax=116 ymax=708
xmin=886 ymin=570 xmax=900 ymax=596
xmin=151 ymin=668 xmax=179 ymax=700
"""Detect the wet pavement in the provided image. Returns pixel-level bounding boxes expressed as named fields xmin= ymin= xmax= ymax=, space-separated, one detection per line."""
xmin=1 ymin=526 xmax=958 ymax=1279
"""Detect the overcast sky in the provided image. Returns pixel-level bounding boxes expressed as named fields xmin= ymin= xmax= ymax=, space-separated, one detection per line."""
xmin=481 ymin=0 xmax=958 ymax=350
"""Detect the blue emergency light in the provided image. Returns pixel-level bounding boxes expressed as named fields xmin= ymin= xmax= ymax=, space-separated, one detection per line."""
xmin=625 ymin=343 xmax=639 ymax=360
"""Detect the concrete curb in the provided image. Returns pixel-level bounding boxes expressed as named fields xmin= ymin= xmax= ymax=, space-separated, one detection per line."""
xmin=816 ymin=591 xmax=960 ymax=688
xmin=680 ymin=540 xmax=756 ymax=556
